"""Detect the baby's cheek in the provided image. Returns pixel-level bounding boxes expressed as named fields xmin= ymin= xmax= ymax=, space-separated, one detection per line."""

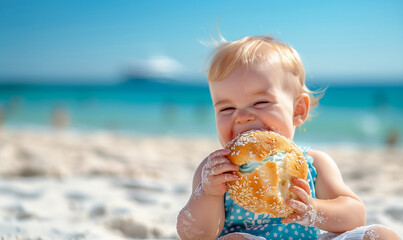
xmin=218 ymin=131 xmax=231 ymax=147
xmin=216 ymin=120 xmax=232 ymax=145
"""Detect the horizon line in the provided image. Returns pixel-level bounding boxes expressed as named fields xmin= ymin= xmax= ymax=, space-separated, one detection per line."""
xmin=0 ymin=74 xmax=402 ymax=85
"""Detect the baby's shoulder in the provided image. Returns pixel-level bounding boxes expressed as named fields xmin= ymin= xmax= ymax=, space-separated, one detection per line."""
xmin=306 ymin=148 xmax=339 ymax=172
xmin=306 ymin=148 xmax=330 ymax=160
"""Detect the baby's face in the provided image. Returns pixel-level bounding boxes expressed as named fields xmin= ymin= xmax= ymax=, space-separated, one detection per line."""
xmin=209 ymin=62 xmax=300 ymax=147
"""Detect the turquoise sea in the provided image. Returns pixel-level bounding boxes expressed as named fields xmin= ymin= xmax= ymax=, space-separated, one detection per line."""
xmin=0 ymin=78 xmax=402 ymax=146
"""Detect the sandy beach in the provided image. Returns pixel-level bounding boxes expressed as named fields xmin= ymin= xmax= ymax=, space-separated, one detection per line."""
xmin=0 ymin=128 xmax=402 ymax=239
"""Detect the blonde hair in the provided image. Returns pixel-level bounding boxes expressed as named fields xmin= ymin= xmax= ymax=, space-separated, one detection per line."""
xmin=206 ymin=36 xmax=321 ymax=110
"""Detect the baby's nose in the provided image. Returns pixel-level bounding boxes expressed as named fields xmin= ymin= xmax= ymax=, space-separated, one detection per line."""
xmin=235 ymin=109 xmax=256 ymax=124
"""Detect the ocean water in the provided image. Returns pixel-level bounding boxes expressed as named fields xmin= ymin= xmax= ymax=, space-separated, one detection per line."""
xmin=0 ymin=78 xmax=402 ymax=146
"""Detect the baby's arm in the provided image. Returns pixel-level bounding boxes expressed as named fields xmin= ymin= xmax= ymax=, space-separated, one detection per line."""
xmin=283 ymin=149 xmax=366 ymax=232
xmin=177 ymin=149 xmax=239 ymax=240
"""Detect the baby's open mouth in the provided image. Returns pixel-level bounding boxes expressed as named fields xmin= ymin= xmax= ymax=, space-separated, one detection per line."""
xmin=234 ymin=127 xmax=273 ymax=139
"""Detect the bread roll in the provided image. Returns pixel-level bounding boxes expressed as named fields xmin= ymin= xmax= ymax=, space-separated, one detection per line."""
xmin=226 ymin=130 xmax=308 ymax=218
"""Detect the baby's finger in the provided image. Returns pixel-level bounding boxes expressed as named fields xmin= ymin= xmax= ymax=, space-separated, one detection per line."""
xmin=206 ymin=157 xmax=231 ymax=169
xmin=208 ymin=149 xmax=231 ymax=160
xmin=287 ymin=199 xmax=307 ymax=212
xmin=292 ymin=177 xmax=311 ymax=196
xmin=212 ymin=173 xmax=239 ymax=184
xmin=211 ymin=163 xmax=239 ymax=176
xmin=281 ymin=214 xmax=297 ymax=224
xmin=290 ymin=185 xmax=310 ymax=205
xmin=282 ymin=213 xmax=308 ymax=225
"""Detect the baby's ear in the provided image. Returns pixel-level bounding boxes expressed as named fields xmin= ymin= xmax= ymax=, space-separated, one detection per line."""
xmin=293 ymin=93 xmax=310 ymax=126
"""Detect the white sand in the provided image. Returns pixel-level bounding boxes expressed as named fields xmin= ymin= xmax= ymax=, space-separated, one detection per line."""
xmin=0 ymin=129 xmax=402 ymax=239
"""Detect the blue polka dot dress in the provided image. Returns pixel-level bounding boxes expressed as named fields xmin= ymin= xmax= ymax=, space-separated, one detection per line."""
xmin=218 ymin=147 xmax=320 ymax=239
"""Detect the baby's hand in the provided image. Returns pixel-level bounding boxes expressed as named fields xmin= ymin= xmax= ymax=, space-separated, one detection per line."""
xmin=201 ymin=149 xmax=239 ymax=197
xmin=281 ymin=178 xmax=322 ymax=226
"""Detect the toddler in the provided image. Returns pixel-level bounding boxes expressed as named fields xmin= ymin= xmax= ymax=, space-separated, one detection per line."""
xmin=177 ymin=36 xmax=401 ymax=240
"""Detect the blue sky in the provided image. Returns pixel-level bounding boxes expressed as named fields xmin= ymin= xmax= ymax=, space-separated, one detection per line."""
xmin=0 ymin=0 xmax=402 ymax=84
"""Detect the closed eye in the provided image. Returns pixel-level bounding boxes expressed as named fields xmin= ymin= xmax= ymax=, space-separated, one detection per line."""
xmin=253 ymin=101 xmax=270 ymax=108
xmin=220 ymin=107 xmax=236 ymax=114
